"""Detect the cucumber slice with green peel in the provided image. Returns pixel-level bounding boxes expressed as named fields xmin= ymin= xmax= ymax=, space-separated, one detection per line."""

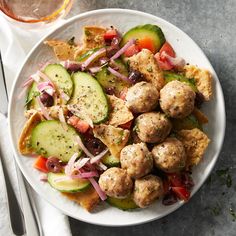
xmin=69 ymin=72 xmax=109 ymax=124
xmin=26 ymin=82 xmax=40 ymax=109
xmin=47 ymin=173 xmax=91 ymax=193
xmin=121 ymin=24 xmax=166 ymax=53
xmin=96 ymin=60 xmax=130 ymax=96
xmin=44 ymin=64 xmax=73 ymax=104
xmin=163 ymin=71 xmax=198 ymax=92
xmin=31 ymin=120 xmax=82 ymax=162
xmin=172 ymin=114 xmax=202 ymax=131
xmin=102 ymin=153 xmax=120 ymax=167
xmin=107 ymin=196 xmax=138 ymax=210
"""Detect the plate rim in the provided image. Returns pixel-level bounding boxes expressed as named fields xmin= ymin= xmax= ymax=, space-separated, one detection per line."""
xmin=8 ymin=8 xmax=226 ymax=226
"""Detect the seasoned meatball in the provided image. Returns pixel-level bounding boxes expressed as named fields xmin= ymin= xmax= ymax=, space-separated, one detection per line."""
xmin=98 ymin=167 xmax=133 ymax=199
xmin=160 ymin=80 xmax=196 ymax=118
xmin=120 ymin=143 xmax=153 ymax=179
xmin=125 ymin=82 xmax=159 ymax=113
xmin=152 ymin=138 xmax=186 ymax=173
xmin=135 ymin=112 xmax=172 ymax=143
xmin=133 ymin=175 xmax=164 ymax=208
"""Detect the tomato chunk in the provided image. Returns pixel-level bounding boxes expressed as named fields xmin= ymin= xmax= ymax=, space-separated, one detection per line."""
xmin=104 ymin=29 xmax=118 ymax=40
xmin=154 ymin=52 xmax=173 ymax=70
xmin=137 ymin=38 xmax=156 ymax=53
xmin=167 ymin=173 xmax=183 ymax=187
xmin=159 ymin=42 xmax=175 ymax=57
xmin=67 ymin=116 xmax=90 ymax=133
xmin=124 ymin=44 xmax=140 ymax=57
xmin=119 ymin=120 xmax=133 ymax=130
xmin=172 ymin=187 xmax=190 ymax=202
xmin=34 ymin=156 xmax=48 ymax=173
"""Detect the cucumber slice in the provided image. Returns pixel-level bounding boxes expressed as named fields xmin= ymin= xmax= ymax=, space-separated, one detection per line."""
xmin=172 ymin=114 xmax=202 ymax=131
xmin=26 ymin=82 xmax=40 ymax=109
xmin=121 ymin=24 xmax=165 ymax=53
xmin=44 ymin=64 xmax=73 ymax=104
xmin=31 ymin=120 xmax=82 ymax=162
xmin=107 ymin=196 xmax=138 ymax=210
xmin=69 ymin=72 xmax=109 ymax=124
xmin=164 ymin=71 xmax=198 ymax=92
xmin=48 ymin=172 xmax=90 ymax=193
xmin=96 ymin=60 xmax=130 ymax=96
xmin=102 ymin=152 xmax=120 ymax=167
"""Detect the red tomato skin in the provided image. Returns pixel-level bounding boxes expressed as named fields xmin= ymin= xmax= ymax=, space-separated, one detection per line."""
xmin=137 ymin=38 xmax=156 ymax=53
xmin=172 ymin=187 xmax=190 ymax=202
xmin=124 ymin=44 xmax=140 ymax=57
xmin=104 ymin=29 xmax=118 ymax=40
xmin=154 ymin=52 xmax=173 ymax=70
xmin=34 ymin=156 xmax=48 ymax=173
xmin=167 ymin=173 xmax=183 ymax=187
xmin=119 ymin=88 xmax=128 ymax=100
xmin=119 ymin=120 xmax=133 ymax=130
xmin=159 ymin=42 xmax=176 ymax=57
xmin=67 ymin=116 xmax=90 ymax=133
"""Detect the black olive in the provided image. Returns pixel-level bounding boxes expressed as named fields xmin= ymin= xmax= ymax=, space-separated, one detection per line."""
xmin=105 ymin=87 xmax=115 ymax=95
xmin=195 ymin=92 xmax=205 ymax=108
xmin=46 ymin=157 xmax=63 ymax=173
xmin=162 ymin=191 xmax=178 ymax=206
xmin=39 ymin=92 xmax=54 ymax=107
xmin=128 ymin=70 xmax=142 ymax=83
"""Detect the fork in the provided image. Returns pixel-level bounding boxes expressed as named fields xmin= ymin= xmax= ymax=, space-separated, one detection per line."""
xmin=0 ymin=51 xmax=43 ymax=236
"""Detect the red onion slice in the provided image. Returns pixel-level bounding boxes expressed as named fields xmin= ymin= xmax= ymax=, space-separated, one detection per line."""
xmin=58 ymin=107 xmax=68 ymax=131
xmin=37 ymin=71 xmax=56 ymax=89
xmin=97 ymin=162 xmax=107 ymax=171
xmin=82 ymin=48 xmax=106 ymax=70
xmin=61 ymin=60 xmax=82 ymax=72
xmin=89 ymin=177 xmax=107 ymax=201
xmin=90 ymin=149 xmax=109 ymax=164
xmin=107 ymin=67 xmax=131 ymax=83
xmin=37 ymin=81 xmax=55 ymax=96
xmin=65 ymin=153 xmax=79 ymax=176
xmin=110 ymin=38 xmax=135 ymax=60
xmin=75 ymin=157 xmax=90 ymax=170
xmin=21 ymin=77 xmax=33 ymax=88
xmin=36 ymin=96 xmax=52 ymax=120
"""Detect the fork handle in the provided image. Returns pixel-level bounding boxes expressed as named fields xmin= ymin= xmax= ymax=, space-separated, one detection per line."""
xmin=16 ymin=167 xmax=41 ymax=236
xmin=0 ymin=151 xmax=25 ymax=235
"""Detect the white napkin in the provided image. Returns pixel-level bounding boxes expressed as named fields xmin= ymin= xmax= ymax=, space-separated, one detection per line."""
xmin=0 ymin=15 xmax=72 ymax=236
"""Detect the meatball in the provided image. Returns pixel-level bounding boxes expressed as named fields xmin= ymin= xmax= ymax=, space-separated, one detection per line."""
xmin=152 ymin=137 xmax=186 ymax=173
xmin=120 ymin=143 xmax=153 ymax=179
xmin=160 ymin=80 xmax=196 ymax=119
xmin=133 ymin=175 xmax=164 ymax=208
xmin=125 ymin=82 xmax=159 ymax=113
xmin=98 ymin=167 xmax=133 ymax=199
xmin=135 ymin=112 xmax=172 ymax=143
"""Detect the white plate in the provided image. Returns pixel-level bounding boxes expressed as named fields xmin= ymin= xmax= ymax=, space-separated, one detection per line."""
xmin=9 ymin=9 xmax=226 ymax=226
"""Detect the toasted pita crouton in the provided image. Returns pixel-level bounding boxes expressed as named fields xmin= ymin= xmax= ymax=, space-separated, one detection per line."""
xmin=192 ymin=107 xmax=208 ymax=124
xmin=62 ymin=187 xmax=100 ymax=212
xmin=25 ymin=106 xmax=69 ymax=120
xmin=18 ymin=111 xmax=44 ymax=155
xmin=128 ymin=49 xmax=165 ymax=91
xmin=177 ymin=128 xmax=210 ymax=167
xmin=44 ymin=40 xmax=77 ymax=61
xmin=83 ymin=26 xmax=106 ymax=50
xmin=184 ymin=65 xmax=213 ymax=101
xmin=93 ymin=124 xmax=130 ymax=158
xmin=107 ymin=95 xmax=133 ymax=127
